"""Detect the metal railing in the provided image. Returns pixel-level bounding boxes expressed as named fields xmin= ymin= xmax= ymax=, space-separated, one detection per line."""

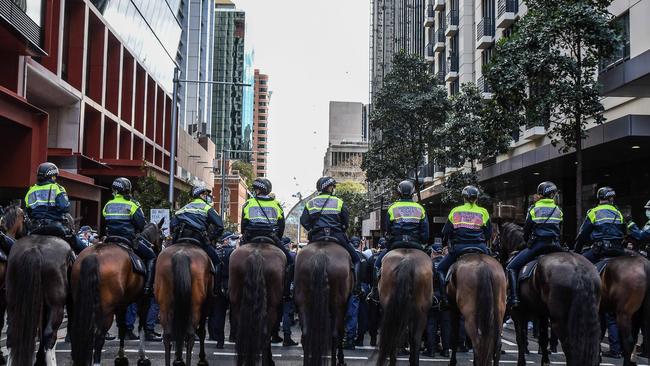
xmin=599 ymin=42 xmax=631 ymax=72
xmin=477 ymin=17 xmax=495 ymax=40
xmin=477 ymin=75 xmax=492 ymax=93
xmin=435 ymin=28 xmax=445 ymax=43
xmin=446 ymin=54 xmax=459 ymax=73
xmin=0 ymin=0 xmax=42 ymax=48
xmin=497 ymin=0 xmax=519 ymax=17
xmin=426 ymin=43 xmax=435 ymax=57
xmin=446 ymin=9 xmax=459 ymax=27
xmin=427 ymin=3 xmax=435 ymax=18
xmin=437 ymin=70 xmax=446 ymax=82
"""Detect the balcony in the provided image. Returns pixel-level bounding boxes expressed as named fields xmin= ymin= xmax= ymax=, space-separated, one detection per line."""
xmin=477 ymin=75 xmax=493 ymax=98
xmin=434 ymin=29 xmax=445 ymax=52
xmin=523 ymin=126 xmax=546 ymax=140
xmin=434 ymin=0 xmax=445 ymax=11
xmin=445 ymin=10 xmax=458 ymax=36
xmin=497 ymin=0 xmax=518 ymax=28
xmin=0 ymin=0 xmax=45 ymax=55
xmin=425 ymin=43 xmax=435 ymax=63
xmin=437 ymin=70 xmax=446 ymax=83
xmin=424 ymin=4 xmax=434 ymax=27
xmin=445 ymin=54 xmax=459 ymax=82
xmin=476 ymin=18 xmax=495 ymax=49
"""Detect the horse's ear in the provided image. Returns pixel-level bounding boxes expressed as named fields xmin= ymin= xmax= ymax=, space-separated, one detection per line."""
xmin=157 ymin=217 xmax=165 ymax=228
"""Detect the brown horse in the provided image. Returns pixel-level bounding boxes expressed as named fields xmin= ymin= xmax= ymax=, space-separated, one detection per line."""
xmin=6 ymin=234 xmax=75 ymax=366
xmin=447 ymin=254 xmax=507 ymax=366
xmin=155 ymin=243 xmax=213 ymax=366
xmin=599 ymin=255 xmax=650 ymax=366
xmin=229 ymin=242 xmax=287 ymax=366
xmin=294 ymin=242 xmax=353 ymax=366
xmin=70 ymin=220 xmax=164 ymax=366
xmin=500 ymin=224 xmax=602 ymax=366
xmin=376 ymin=248 xmax=432 ymax=366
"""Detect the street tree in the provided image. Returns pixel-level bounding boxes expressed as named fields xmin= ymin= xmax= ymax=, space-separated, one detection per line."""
xmin=336 ymin=181 xmax=369 ymax=237
xmin=362 ymin=50 xmax=449 ymax=201
xmin=133 ymin=174 xmax=169 ymax=218
xmin=485 ymin=0 xmax=620 ymax=228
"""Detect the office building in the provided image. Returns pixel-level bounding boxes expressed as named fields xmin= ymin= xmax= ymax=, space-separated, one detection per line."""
xmin=323 ymin=102 xmax=369 ymax=183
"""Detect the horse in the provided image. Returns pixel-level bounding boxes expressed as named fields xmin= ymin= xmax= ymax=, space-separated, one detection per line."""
xmin=155 ymin=243 xmax=213 ymax=366
xmin=446 ymin=253 xmax=507 ymax=366
xmin=376 ymin=248 xmax=432 ymax=366
xmin=229 ymin=242 xmax=287 ymax=366
xmin=598 ymin=255 xmax=650 ymax=366
xmin=500 ymin=223 xmax=602 ymax=366
xmin=69 ymin=220 xmax=164 ymax=366
xmin=294 ymin=242 xmax=353 ymax=366
xmin=6 ymin=234 xmax=75 ymax=366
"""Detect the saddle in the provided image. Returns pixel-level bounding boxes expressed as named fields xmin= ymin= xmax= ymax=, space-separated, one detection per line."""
xmin=595 ymin=257 xmax=611 ymax=276
xmin=519 ymin=259 xmax=539 ymax=282
xmin=309 ymin=235 xmax=343 ymax=245
xmin=389 ymin=235 xmax=425 ymax=251
xmin=104 ymin=236 xmax=146 ymax=275
xmin=249 ymin=236 xmax=277 ymax=245
xmin=30 ymin=222 xmax=67 ymax=238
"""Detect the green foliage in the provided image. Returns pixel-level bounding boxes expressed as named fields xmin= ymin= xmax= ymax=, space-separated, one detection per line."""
xmin=232 ymin=160 xmax=254 ymax=188
xmin=176 ymin=189 xmax=192 ymax=208
xmin=336 ymin=182 xmax=369 ymax=237
xmin=362 ymin=51 xmax=450 ymax=200
xmin=132 ymin=175 xmax=169 ymax=218
xmin=441 ymin=171 xmax=492 ymax=208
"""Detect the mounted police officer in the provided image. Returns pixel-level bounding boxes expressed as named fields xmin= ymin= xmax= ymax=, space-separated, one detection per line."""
xmin=575 ymin=187 xmax=626 ymax=263
xmin=506 ymin=181 xmax=563 ymax=307
xmin=241 ymin=178 xmax=293 ymax=264
xmin=367 ymin=180 xmax=429 ymax=302
xmin=24 ymin=162 xmax=87 ymax=254
xmin=171 ymin=185 xmax=224 ymax=295
xmin=626 ymin=200 xmax=650 ymax=249
xmin=300 ymin=176 xmax=361 ymax=291
xmin=436 ymin=186 xmax=491 ymax=307
xmin=103 ymin=177 xmax=157 ymax=295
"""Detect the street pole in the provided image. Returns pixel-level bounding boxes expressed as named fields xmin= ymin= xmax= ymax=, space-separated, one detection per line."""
xmin=220 ymin=145 xmax=227 ymax=217
xmin=168 ymin=67 xmax=179 ymax=205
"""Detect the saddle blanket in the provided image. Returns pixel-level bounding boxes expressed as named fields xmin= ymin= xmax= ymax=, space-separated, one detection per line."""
xmin=519 ymin=259 xmax=538 ymax=282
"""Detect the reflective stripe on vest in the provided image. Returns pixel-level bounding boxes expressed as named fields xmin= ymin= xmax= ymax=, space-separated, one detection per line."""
xmin=530 ymin=199 xmax=562 ymax=223
xmin=25 ymin=183 xmax=64 ymax=209
xmin=103 ymin=195 xmax=139 ymax=220
xmin=588 ymin=205 xmax=623 ymax=225
xmin=388 ymin=201 xmax=425 ymax=223
xmin=448 ymin=203 xmax=488 ymax=230
xmin=306 ymin=195 xmax=343 ymax=215
xmin=176 ymin=199 xmax=211 ymax=217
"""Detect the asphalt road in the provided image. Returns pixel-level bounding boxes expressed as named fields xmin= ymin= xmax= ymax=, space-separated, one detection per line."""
xmin=1 ymin=319 xmax=645 ymax=366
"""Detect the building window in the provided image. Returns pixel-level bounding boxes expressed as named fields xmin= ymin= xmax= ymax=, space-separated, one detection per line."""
xmin=260 ymin=116 xmax=266 ymax=121
xmin=600 ymin=12 xmax=630 ymax=71
xmin=260 ymin=80 xmax=268 ymax=85
xmin=259 ymin=123 xmax=266 ymax=127
xmin=259 ymin=95 xmax=266 ymax=100
xmin=259 ymin=130 xmax=267 ymax=135
xmin=257 ymin=158 xmax=265 ymax=163
xmin=450 ymin=80 xmax=460 ymax=95
xmin=258 ymin=109 xmax=266 ymax=113
xmin=258 ymin=144 xmax=266 ymax=149
xmin=259 ymin=102 xmax=267 ymax=106
xmin=259 ymin=137 xmax=267 ymax=141
xmin=260 ymin=88 xmax=268 ymax=92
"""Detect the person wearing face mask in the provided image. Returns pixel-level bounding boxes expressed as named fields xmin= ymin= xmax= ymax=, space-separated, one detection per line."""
xmin=626 ymin=200 xmax=650 ymax=247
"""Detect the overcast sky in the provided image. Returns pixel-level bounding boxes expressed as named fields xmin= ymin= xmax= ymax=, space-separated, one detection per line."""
xmin=234 ymin=0 xmax=370 ymax=209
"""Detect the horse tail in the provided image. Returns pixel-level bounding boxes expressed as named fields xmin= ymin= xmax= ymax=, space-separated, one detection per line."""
xmin=474 ymin=264 xmax=500 ymax=366
xmin=304 ymin=251 xmax=331 ymax=366
xmin=171 ymin=252 xmax=193 ymax=353
xmin=566 ymin=264 xmax=601 ymax=366
xmin=377 ymin=258 xmax=415 ymax=366
xmin=7 ymin=246 xmax=43 ymax=366
xmin=236 ymin=250 xmax=267 ymax=366
xmin=70 ymin=254 xmax=102 ymax=365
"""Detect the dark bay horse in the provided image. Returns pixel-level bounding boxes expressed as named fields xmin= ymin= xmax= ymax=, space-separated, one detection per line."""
xmin=599 ymin=255 xmax=650 ymax=366
xmin=376 ymin=248 xmax=432 ymax=366
xmin=294 ymin=242 xmax=352 ymax=366
xmin=155 ymin=243 xmax=213 ymax=366
xmin=70 ymin=220 xmax=164 ymax=366
xmin=229 ymin=242 xmax=287 ymax=366
xmin=500 ymin=224 xmax=602 ymax=366
xmin=447 ymin=254 xmax=506 ymax=366
xmin=6 ymin=234 xmax=75 ymax=366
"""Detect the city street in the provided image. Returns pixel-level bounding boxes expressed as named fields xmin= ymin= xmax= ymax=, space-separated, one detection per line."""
xmin=2 ymin=320 xmax=641 ymax=366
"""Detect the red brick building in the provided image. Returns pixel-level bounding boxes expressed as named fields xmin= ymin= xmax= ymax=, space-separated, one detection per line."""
xmin=253 ymin=69 xmax=270 ymax=177
xmin=0 ymin=0 xmax=213 ymax=228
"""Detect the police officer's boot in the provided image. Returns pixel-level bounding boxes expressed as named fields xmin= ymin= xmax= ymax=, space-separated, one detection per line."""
xmin=143 ymin=259 xmax=156 ymax=296
xmin=436 ymin=271 xmax=449 ymax=309
xmin=367 ymin=267 xmax=380 ymax=304
xmin=507 ymin=269 xmax=520 ymax=307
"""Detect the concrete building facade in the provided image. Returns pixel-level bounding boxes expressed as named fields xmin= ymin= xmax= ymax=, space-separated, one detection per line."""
xmin=253 ymin=69 xmax=270 ymax=177
xmin=323 ymin=102 xmax=369 ymax=183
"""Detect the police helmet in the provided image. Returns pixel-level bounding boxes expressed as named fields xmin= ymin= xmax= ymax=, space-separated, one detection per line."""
xmin=252 ymin=178 xmax=272 ymax=195
xmin=537 ymin=181 xmax=558 ymax=198
xmin=645 ymin=200 xmax=650 ymax=209
xmin=191 ymin=185 xmax=210 ymax=198
xmin=111 ymin=177 xmax=132 ymax=195
xmin=397 ymin=180 xmax=416 ymax=198
xmin=317 ymin=176 xmax=337 ymax=192
xmin=461 ymin=185 xmax=480 ymax=202
xmin=597 ymin=187 xmax=616 ymax=201
xmin=37 ymin=162 xmax=59 ymax=182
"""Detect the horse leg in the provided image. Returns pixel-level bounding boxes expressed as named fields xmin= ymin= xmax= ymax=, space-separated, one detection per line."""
xmin=115 ymin=308 xmax=130 ymax=366
xmin=0 ymin=298 xmax=5 ymax=366
xmin=40 ymin=302 xmax=64 ymax=366
xmin=163 ymin=333 xmax=172 ymax=366
xmin=173 ymin=333 xmax=184 ymax=366
xmin=449 ymin=308 xmax=460 ymax=366
xmin=337 ymin=338 xmax=346 ymax=366
xmin=197 ymin=318 xmax=209 ymax=366
xmin=538 ymin=316 xmax=550 ymax=366
xmin=185 ymin=334 xmax=194 ymax=366
xmin=513 ymin=310 xmax=528 ymax=366
xmin=137 ymin=298 xmax=152 ymax=366
xmin=618 ymin=313 xmax=637 ymax=366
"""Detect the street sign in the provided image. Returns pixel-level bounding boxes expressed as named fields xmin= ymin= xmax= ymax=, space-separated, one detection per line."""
xmin=150 ymin=208 xmax=170 ymax=237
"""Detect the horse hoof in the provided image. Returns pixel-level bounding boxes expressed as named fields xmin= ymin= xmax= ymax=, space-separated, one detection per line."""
xmin=115 ymin=357 xmax=130 ymax=366
xmin=172 ymin=361 xmax=185 ymax=366
xmin=137 ymin=359 xmax=151 ymax=366
xmin=197 ymin=361 xmax=209 ymax=366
